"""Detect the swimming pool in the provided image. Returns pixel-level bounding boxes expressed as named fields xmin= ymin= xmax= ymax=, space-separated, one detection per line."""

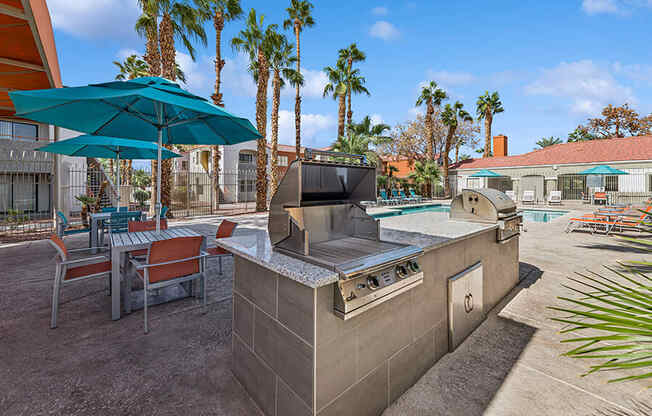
xmin=371 ymin=204 xmax=568 ymax=223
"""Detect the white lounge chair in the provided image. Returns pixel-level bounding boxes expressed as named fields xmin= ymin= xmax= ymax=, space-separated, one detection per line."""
xmin=505 ymin=190 xmax=515 ymax=201
xmin=522 ymin=190 xmax=535 ymax=205
xmin=547 ymin=190 xmax=562 ymax=205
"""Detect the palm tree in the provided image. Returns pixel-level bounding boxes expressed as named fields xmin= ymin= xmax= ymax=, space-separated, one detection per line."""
xmin=200 ymin=0 xmax=242 ymax=212
xmin=232 ymin=9 xmax=276 ymax=211
xmin=348 ymin=115 xmax=391 ymax=138
xmin=338 ymin=43 xmax=366 ymax=132
xmin=136 ymin=0 xmax=160 ymax=76
xmin=283 ymin=0 xmax=315 ymax=158
xmin=408 ymin=160 xmax=440 ymax=198
xmin=323 ymin=61 xmax=348 ymax=140
xmin=442 ymin=101 xmax=473 ymax=197
xmin=114 ymin=55 xmax=150 ymax=80
xmin=476 ymin=91 xmax=504 ymax=158
xmin=415 ymin=81 xmax=447 ymax=161
xmin=268 ymin=31 xmax=302 ymax=195
xmin=535 ymin=136 xmax=562 ymax=149
xmin=344 ymin=69 xmax=370 ymax=125
xmin=331 ymin=131 xmax=388 ymax=166
xmin=155 ymin=0 xmax=207 ymax=214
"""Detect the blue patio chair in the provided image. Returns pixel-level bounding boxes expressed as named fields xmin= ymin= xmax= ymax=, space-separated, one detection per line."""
xmin=106 ymin=211 xmax=143 ymax=235
xmin=56 ymin=211 xmax=90 ymax=238
xmin=399 ymin=189 xmax=417 ymax=204
xmin=379 ymin=189 xmax=397 ymax=205
xmin=391 ymin=189 xmax=406 ymax=204
xmin=409 ymin=188 xmax=423 ymax=203
xmin=101 ymin=207 xmax=128 ymax=213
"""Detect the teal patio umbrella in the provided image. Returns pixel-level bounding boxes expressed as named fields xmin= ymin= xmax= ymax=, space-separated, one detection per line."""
xmin=577 ymin=165 xmax=629 ymax=176
xmin=10 ymin=76 xmax=261 ymax=231
xmin=469 ymin=169 xmax=503 ymax=177
xmin=37 ymin=135 xmax=181 ymax=209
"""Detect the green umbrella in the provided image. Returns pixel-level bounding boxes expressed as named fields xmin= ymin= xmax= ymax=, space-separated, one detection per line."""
xmin=10 ymin=76 xmax=261 ymax=231
xmin=470 ymin=169 xmax=503 ymax=177
xmin=37 ymin=135 xmax=181 ymax=209
xmin=577 ymin=165 xmax=629 ymax=175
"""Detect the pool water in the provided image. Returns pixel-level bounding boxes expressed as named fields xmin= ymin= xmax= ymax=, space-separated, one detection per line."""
xmin=371 ymin=204 xmax=568 ymax=223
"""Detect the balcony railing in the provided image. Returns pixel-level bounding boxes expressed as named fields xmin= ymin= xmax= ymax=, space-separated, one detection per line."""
xmin=0 ymin=134 xmax=52 ymax=143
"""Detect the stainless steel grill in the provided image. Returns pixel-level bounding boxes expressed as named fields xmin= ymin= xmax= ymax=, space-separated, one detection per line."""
xmin=450 ymin=188 xmax=522 ymax=241
xmin=268 ymin=149 xmax=424 ymax=319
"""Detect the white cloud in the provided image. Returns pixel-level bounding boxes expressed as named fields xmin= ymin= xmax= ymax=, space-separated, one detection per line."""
xmin=524 ymin=60 xmax=636 ymax=115
xmin=284 ymin=67 xmax=328 ymax=99
xmin=274 ymin=110 xmax=336 ymax=146
xmin=116 ymin=48 xmax=140 ymax=61
xmin=408 ymin=107 xmax=423 ymax=118
xmin=49 ymin=0 xmax=139 ymax=38
xmin=369 ymin=21 xmax=400 ymax=40
xmin=581 ymin=0 xmax=621 ymax=14
xmin=371 ymin=6 xmax=389 ymax=16
xmin=427 ymin=70 xmax=476 ymax=87
xmin=370 ymin=114 xmax=384 ymax=126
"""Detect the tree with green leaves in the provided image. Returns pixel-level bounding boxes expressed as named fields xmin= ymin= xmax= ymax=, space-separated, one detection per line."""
xmin=136 ymin=0 xmax=161 ymax=76
xmin=476 ymin=91 xmax=504 ymax=157
xmin=232 ymin=9 xmax=276 ymax=211
xmin=283 ymin=0 xmax=315 ymax=158
xmin=267 ymin=31 xmax=303 ymax=195
xmin=348 ymin=115 xmax=391 ymax=138
xmin=114 ymin=55 xmax=150 ymax=80
xmin=567 ymin=125 xmax=596 ymax=143
xmin=416 ymin=81 xmax=447 ymax=161
xmin=408 ymin=160 xmax=440 ymax=198
xmin=330 ymin=131 xmax=390 ymax=167
xmin=338 ymin=43 xmax=367 ymax=133
xmin=323 ymin=61 xmax=349 ymax=140
xmin=535 ymin=136 xmax=562 ymax=149
xmin=442 ymin=101 xmax=473 ymax=196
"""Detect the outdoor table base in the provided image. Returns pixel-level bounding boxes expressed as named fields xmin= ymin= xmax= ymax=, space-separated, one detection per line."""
xmin=110 ymin=227 xmax=206 ymax=320
xmin=127 ymin=284 xmax=194 ymax=312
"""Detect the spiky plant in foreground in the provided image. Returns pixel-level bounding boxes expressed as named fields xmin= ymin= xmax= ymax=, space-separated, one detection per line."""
xmin=550 ymin=261 xmax=652 ymax=386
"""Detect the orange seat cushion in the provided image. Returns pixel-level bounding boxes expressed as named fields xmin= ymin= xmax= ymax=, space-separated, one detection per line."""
xmin=129 ymin=248 xmax=148 ymax=257
xmin=65 ymin=261 xmax=111 ymax=280
xmin=206 ymin=246 xmax=229 ymax=256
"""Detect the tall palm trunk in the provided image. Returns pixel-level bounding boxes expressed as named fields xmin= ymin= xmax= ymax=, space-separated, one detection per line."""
xmin=145 ymin=23 xmax=160 ymax=76
xmin=211 ymin=11 xmax=225 ymax=211
xmin=425 ymin=100 xmax=434 ymax=160
xmin=294 ymin=22 xmax=301 ymax=158
xmin=443 ymin=127 xmax=456 ymax=197
xmin=455 ymin=143 xmax=460 ymax=164
xmin=158 ymin=11 xmax=175 ymax=214
xmin=337 ymin=93 xmax=346 ymax=139
xmin=255 ymin=50 xmax=269 ymax=212
xmin=271 ymin=69 xmax=281 ymax=196
xmin=483 ymin=112 xmax=492 ymax=157
xmin=346 ymin=58 xmax=353 ymax=135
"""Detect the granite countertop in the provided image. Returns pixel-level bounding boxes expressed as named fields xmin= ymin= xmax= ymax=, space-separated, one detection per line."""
xmin=216 ymin=212 xmax=497 ymax=288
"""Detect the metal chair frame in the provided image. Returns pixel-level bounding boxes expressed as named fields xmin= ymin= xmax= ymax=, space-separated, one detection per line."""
xmin=48 ymin=235 xmax=110 ymax=328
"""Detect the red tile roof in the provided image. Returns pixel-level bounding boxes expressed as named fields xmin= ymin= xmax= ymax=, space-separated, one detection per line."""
xmin=452 ymin=136 xmax=652 ymax=170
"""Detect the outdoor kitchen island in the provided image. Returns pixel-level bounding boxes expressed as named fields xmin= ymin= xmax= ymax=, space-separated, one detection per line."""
xmin=217 ymin=211 xmax=519 ymax=416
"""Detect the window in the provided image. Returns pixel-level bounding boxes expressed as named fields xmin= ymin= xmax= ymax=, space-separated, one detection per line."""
xmin=0 ymin=120 xmax=38 ymax=141
xmin=239 ymin=153 xmax=254 ymax=164
xmin=605 ymin=176 xmax=618 ymax=192
xmin=278 ymin=155 xmax=289 ymax=166
xmin=181 ymin=161 xmax=188 ymax=170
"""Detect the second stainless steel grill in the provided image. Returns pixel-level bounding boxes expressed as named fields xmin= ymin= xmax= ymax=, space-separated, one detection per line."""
xmin=268 ymin=149 xmax=424 ymax=319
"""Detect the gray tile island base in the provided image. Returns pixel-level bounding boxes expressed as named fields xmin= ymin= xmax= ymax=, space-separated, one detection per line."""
xmin=219 ymin=220 xmax=519 ymax=416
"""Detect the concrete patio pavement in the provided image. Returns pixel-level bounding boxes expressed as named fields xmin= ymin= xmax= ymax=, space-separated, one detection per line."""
xmin=0 ymin=207 xmax=649 ymax=415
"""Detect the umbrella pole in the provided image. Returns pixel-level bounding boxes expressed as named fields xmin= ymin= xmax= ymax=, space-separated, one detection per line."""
xmin=116 ymin=152 xmax=120 ymax=210
xmin=156 ymin=128 xmax=162 ymax=233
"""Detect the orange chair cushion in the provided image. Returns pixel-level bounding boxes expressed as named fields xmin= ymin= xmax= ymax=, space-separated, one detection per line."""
xmin=129 ymin=248 xmax=148 ymax=257
xmin=65 ymin=261 xmax=111 ymax=280
xmin=216 ymin=220 xmax=237 ymax=239
xmin=206 ymin=246 xmax=229 ymax=256
xmin=50 ymin=234 xmax=68 ymax=259
xmin=129 ymin=219 xmax=167 ymax=232
xmin=146 ymin=236 xmax=202 ymax=283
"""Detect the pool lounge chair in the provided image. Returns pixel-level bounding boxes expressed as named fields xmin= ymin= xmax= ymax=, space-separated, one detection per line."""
xmin=547 ymin=190 xmax=562 ymax=205
xmin=522 ymin=190 xmax=535 ymax=205
xmin=391 ymin=189 xmax=407 ymax=204
xmin=399 ymin=189 xmax=417 ymax=204
xmin=409 ymin=188 xmax=423 ymax=203
xmin=567 ymin=206 xmax=652 ymax=234
xmin=379 ymin=189 xmax=397 ymax=205
xmin=593 ymin=192 xmax=608 ymax=205
xmin=505 ymin=190 xmax=515 ymax=201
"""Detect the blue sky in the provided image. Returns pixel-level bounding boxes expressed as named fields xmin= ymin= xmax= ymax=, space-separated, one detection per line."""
xmin=47 ymin=0 xmax=652 ymax=157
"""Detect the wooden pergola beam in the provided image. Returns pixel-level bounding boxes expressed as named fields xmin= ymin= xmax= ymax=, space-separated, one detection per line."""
xmin=0 ymin=57 xmax=44 ymax=72
xmin=0 ymin=3 xmax=26 ymax=20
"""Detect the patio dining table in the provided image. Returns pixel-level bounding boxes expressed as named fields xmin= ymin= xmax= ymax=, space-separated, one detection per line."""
xmin=109 ymin=227 xmax=206 ymax=320
xmin=89 ymin=211 xmax=145 ymax=253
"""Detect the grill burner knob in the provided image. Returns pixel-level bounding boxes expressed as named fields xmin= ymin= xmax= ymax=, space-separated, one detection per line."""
xmin=395 ymin=265 xmax=408 ymax=279
xmin=407 ymin=260 xmax=420 ymax=273
xmin=367 ymin=275 xmax=380 ymax=290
